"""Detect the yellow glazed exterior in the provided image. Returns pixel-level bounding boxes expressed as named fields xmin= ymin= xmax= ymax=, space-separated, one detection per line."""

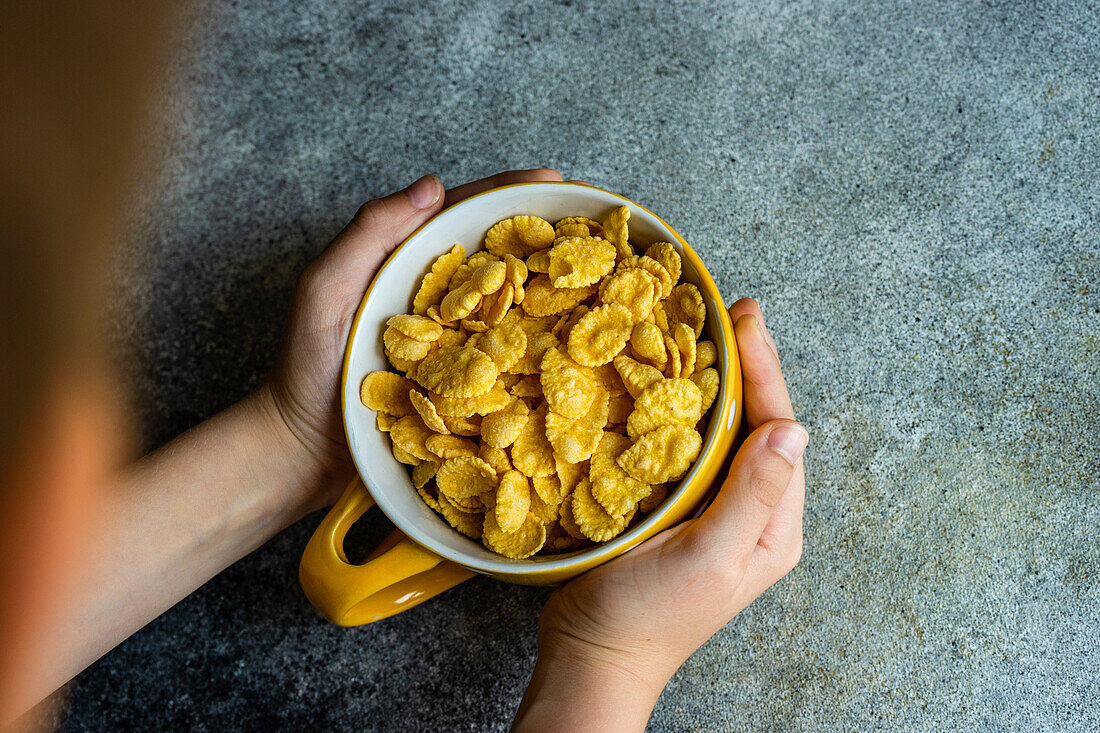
xmin=299 ymin=182 xmax=742 ymax=626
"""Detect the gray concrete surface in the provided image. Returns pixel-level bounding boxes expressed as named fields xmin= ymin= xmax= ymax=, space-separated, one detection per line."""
xmin=64 ymin=0 xmax=1098 ymax=730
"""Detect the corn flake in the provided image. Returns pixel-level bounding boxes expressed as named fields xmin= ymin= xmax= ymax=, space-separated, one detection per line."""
xmin=439 ymin=287 xmax=484 ymax=323
xmin=572 ymin=477 xmax=633 ymax=542
xmin=409 ymin=390 xmax=449 ymax=434
xmin=558 ymin=493 xmax=587 ymax=540
xmin=416 ymin=345 xmax=498 ymax=398
xmin=673 ymin=322 xmax=697 ymax=377
xmin=417 ymin=481 xmax=443 ymax=512
xmin=390 ymin=415 xmax=436 ymax=461
xmin=546 ymin=390 xmax=609 ymax=463
xmin=526 ymin=248 xmax=551 ymax=274
xmin=599 ymin=268 xmax=661 ymax=324
xmin=617 ymin=424 xmax=702 ymax=484
xmin=495 ymin=470 xmax=532 ymax=533
xmin=481 ymin=398 xmax=531 ymax=448
xmin=479 ymin=442 xmax=512 ymax=475
xmin=630 ymin=321 xmax=667 ymax=370
xmin=412 ymin=460 xmax=440 ymax=490
xmin=360 ymin=372 xmax=417 ymax=416
xmin=449 ymin=251 xmax=499 ymax=292
xmin=548 ymin=236 xmax=616 ymax=289
xmin=613 ymin=355 xmax=665 ymax=399
xmin=601 ymin=205 xmax=633 ymax=261
xmin=442 ymin=414 xmax=481 ymax=436
xmin=696 ymin=341 xmax=717 ymax=370
xmin=413 ymin=244 xmax=466 ymax=316
xmin=531 ymin=474 xmax=566 ymax=506
xmin=436 ymin=456 xmax=497 ymax=499
xmin=485 ymin=215 xmax=555 ymax=258
xmin=482 ymin=511 xmax=547 ymax=559
xmin=665 ymin=283 xmax=707 ymax=337
xmin=425 ymin=433 xmax=480 ymax=460
xmin=441 ymin=261 xmax=509 ymax=322
xmin=645 ymin=242 xmax=682 ymax=289
xmin=618 ymin=255 xmax=673 ymax=299
xmin=437 ymin=493 xmax=484 ymax=539
xmin=387 ymin=314 xmax=444 ymax=342
xmin=663 ymin=332 xmax=682 ymax=378
xmin=384 ymin=328 xmax=433 ymax=362
xmin=438 ymin=328 xmax=467 ymax=350
xmin=388 ymin=353 xmax=423 ymax=375
xmin=504 ymin=254 xmax=527 ymax=304
xmin=460 ymin=316 xmax=490 ymax=333
xmin=690 ymin=367 xmax=720 ymax=413
xmin=391 ymin=444 xmax=419 ymax=465
xmin=528 ymin=489 xmax=561 ymax=524
xmin=567 ymin=303 xmax=634 ymax=367
xmin=651 ymin=300 xmax=670 ymax=332
xmin=554 ymin=222 xmax=591 ymax=238
xmin=511 ymin=405 xmax=556 ymax=478
xmin=482 ymin=282 xmax=514 ymax=327
xmin=521 ymin=275 xmax=598 ymax=317
xmin=541 ymin=347 xmax=599 ymax=415
xmin=474 ymin=322 xmax=527 ymax=372
xmin=590 ymin=431 xmax=652 ymax=518
xmin=626 ymin=377 xmax=703 ymax=440
xmin=555 ymin=216 xmax=601 ymax=238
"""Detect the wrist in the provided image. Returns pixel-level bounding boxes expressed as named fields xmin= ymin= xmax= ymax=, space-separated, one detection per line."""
xmin=513 ymin=630 xmax=670 ymax=732
xmin=245 ymin=383 xmax=351 ymax=518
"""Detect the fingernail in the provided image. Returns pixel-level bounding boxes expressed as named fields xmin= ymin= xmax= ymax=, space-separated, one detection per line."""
xmin=750 ymin=315 xmax=766 ymax=340
xmin=405 ymin=174 xmax=440 ymax=209
xmin=768 ymin=423 xmax=808 ymax=464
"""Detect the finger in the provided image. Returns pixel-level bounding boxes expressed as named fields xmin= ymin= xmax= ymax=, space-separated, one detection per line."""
xmin=739 ymin=459 xmax=805 ymax=596
xmin=729 ymin=299 xmax=802 ymax=556
xmin=734 ymin=312 xmax=795 ymax=430
xmin=729 ymin=297 xmax=777 ymax=355
xmin=443 ymin=168 xmax=563 ymax=208
xmin=696 ymin=419 xmax=807 ymax=562
xmin=568 ymin=179 xmax=594 ymax=186
xmin=753 ymin=458 xmax=804 ymax=560
xmin=310 ymin=174 xmax=445 ymax=295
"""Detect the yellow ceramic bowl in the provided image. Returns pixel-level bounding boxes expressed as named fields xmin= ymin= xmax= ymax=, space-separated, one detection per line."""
xmin=300 ymin=182 xmax=742 ymax=626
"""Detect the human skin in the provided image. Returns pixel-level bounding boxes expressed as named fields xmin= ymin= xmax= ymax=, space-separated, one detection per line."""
xmin=11 ymin=168 xmax=561 ymax=716
xmin=511 ymin=299 xmax=806 ymax=731
xmin=12 ymin=168 xmax=806 ymax=730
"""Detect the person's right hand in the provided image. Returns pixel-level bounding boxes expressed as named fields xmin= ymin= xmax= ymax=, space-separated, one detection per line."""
xmin=514 ymin=299 xmax=806 ymax=731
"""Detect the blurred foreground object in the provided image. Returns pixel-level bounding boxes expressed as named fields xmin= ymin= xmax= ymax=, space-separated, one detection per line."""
xmin=0 ymin=1 xmax=172 ymax=723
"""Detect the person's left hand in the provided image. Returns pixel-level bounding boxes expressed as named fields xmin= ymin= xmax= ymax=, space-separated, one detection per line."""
xmin=258 ymin=168 xmax=564 ymax=511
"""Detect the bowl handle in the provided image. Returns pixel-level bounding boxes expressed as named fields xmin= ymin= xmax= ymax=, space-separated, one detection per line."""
xmin=299 ymin=476 xmax=475 ymax=626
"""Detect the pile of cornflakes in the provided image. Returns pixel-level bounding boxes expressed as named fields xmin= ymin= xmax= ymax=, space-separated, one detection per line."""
xmin=360 ymin=206 xmax=719 ymax=559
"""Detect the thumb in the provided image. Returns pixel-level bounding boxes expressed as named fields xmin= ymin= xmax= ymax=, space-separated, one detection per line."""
xmin=697 ymin=418 xmax=808 ymax=562
xmin=309 ymin=174 xmax=444 ymax=296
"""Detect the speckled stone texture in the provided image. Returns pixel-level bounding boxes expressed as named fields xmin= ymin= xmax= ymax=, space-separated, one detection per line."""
xmin=65 ymin=0 xmax=1098 ymax=730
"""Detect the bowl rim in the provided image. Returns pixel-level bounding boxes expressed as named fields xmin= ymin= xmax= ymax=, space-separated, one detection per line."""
xmin=340 ymin=181 xmax=736 ymax=576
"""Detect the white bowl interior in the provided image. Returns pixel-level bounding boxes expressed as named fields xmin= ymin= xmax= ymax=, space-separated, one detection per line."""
xmin=343 ymin=183 xmax=732 ymax=575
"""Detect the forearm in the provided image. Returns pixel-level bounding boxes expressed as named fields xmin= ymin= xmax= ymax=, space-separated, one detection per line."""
xmin=32 ymin=386 xmax=345 ymax=704
xmin=512 ymin=644 xmax=668 ymax=733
